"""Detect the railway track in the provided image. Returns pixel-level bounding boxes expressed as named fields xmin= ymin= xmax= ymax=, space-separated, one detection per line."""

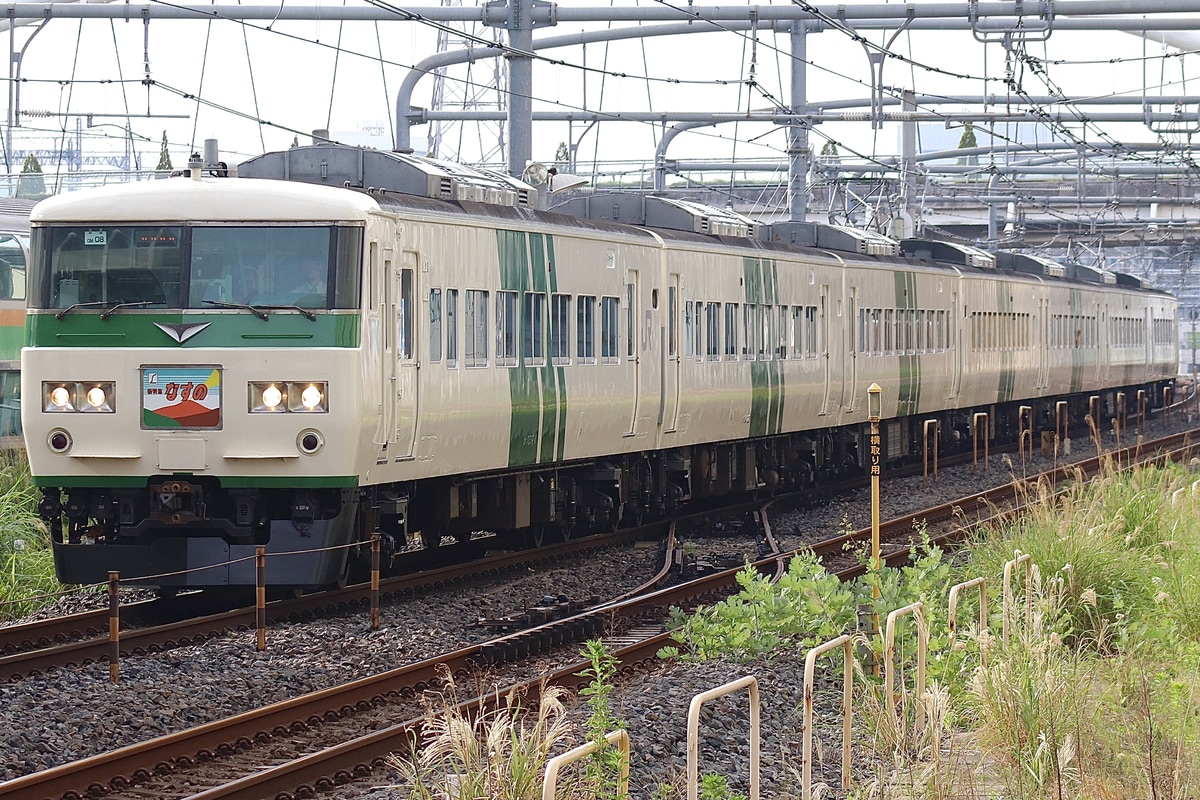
xmin=5 ymin=393 xmax=1188 ymax=680
xmin=0 ymin=527 xmax=661 ymax=681
xmin=5 ymin=427 xmax=1197 ymax=799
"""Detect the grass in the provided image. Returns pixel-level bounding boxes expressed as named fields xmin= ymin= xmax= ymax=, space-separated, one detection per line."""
xmin=657 ymin=459 xmax=1200 ymax=799
xmin=0 ymin=448 xmax=64 ymax=622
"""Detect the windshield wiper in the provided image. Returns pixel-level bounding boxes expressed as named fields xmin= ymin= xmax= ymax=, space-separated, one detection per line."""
xmin=55 ymin=300 xmax=113 ymax=320
xmin=202 ymin=299 xmax=270 ymax=321
xmin=100 ymin=301 xmax=155 ymax=320
xmin=255 ymin=305 xmax=318 ymax=322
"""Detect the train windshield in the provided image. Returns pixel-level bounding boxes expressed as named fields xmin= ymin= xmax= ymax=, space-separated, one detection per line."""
xmin=31 ymin=224 xmax=362 ymax=311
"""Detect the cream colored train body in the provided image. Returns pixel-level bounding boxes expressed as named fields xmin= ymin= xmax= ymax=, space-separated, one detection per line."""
xmin=22 ymin=145 xmax=1177 ymax=587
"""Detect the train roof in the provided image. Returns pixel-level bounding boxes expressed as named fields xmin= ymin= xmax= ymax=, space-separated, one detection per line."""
xmin=239 ymin=145 xmax=539 ymax=210
xmin=30 ymin=176 xmax=379 ymax=223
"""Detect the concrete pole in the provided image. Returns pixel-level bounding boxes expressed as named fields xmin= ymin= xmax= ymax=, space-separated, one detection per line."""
xmin=899 ymin=89 xmax=917 ymax=238
xmin=507 ymin=0 xmax=534 ymax=177
xmin=788 ymin=21 xmax=810 ymax=222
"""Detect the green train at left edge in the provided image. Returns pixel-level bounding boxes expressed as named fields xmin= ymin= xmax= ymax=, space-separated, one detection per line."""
xmin=21 ymin=145 xmax=1177 ymax=589
xmin=0 ymin=198 xmax=35 ymax=446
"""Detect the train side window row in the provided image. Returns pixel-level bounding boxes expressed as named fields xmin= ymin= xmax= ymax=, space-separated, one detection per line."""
xmin=684 ymin=301 xmax=820 ymax=362
xmin=1050 ymin=314 xmax=1097 ymax=349
xmin=1153 ymin=318 xmax=1175 ymax=347
xmin=859 ymin=308 xmax=950 ymax=356
xmin=1110 ymin=316 xmax=1147 ymax=349
xmin=970 ymin=311 xmax=1032 ymax=352
xmin=427 ymin=287 xmax=625 ymax=368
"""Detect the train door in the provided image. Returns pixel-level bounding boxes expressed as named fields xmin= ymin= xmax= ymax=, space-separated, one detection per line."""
xmin=1037 ymin=298 xmax=1049 ymax=389
xmin=390 ymin=251 xmax=419 ymax=460
xmin=371 ymin=239 xmax=392 ymax=463
xmin=1144 ymin=308 xmax=1152 ymax=368
xmin=819 ymin=284 xmax=832 ymax=415
xmin=624 ymin=269 xmax=642 ymax=437
xmin=949 ymin=291 xmax=961 ymax=400
xmin=1100 ymin=306 xmax=1109 ymax=384
xmin=660 ymin=273 xmax=681 ymax=433
xmin=846 ymin=286 xmax=859 ymax=413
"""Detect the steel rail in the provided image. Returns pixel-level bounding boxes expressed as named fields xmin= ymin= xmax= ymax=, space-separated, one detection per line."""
xmin=6 ymin=427 xmax=1197 ymax=799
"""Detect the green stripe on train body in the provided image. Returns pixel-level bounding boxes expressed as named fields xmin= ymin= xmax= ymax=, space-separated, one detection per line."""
xmin=744 ymin=256 xmax=784 ymax=437
xmin=498 ymin=229 xmax=566 ymax=468
xmin=996 ymin=281 xmax=1015 ymax=403
xmin=895 ymin=271 xmax=920 ymax=416
xmin=27 ymin=312 xmax=360 ymax=348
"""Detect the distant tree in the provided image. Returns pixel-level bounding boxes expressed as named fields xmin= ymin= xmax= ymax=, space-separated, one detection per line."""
xmin=156 ymin=131 xmax=173 ymax=172
xmin=820 ymin=140 xmax=840 ymax=158
xmin=291 ymin=135 xmax=300 ymax=148
xmin=17 ymin=153 xmax=45 ymax=198
xmin=958 ymin=122 xmax=978 ymax=150
xmin=554 ymin=141 xmax=570 ymax=168
xmin=957 ymin=122 xmax=979 ymax=166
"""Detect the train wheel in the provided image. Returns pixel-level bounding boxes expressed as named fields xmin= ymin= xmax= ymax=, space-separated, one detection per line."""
xmin=560 ymin=524 xmax=574 ymax=543
xmin=420 ymin=528 xmax=442 ymax=549
xmin=528 ymin=525 xmax=547 ymax=548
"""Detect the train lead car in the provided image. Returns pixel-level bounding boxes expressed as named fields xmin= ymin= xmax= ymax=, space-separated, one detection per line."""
xmin=21 ymin=144 xmax=1177 ymax=589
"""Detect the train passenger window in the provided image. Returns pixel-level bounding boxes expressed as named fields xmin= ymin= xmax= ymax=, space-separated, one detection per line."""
xmin=551 ymin=294 xmax=570 ymax=365
xmin=523 ymin=292 xmax=545 ymax=365
xmin=465 ymin=289 xmax=489 ymax=367
xmin=446 ymin=289 xmax=458 ymax=367
xmin=805 ymin=306 xmax=818 ymax=357
xmin=685 ymin=301 xmax=694 ymax=358
xmin=742 ymin=304 xmax=755 ymax=360
xmin=761 ymin=306 xmax=773 ymax=361
xmin=777 ymin=306 xmax=788 ymax=360
xmin=0 ymin=235 xmax=26 ymax=301
xmin=705 ymin=302 xmax=720 ymax=360
xmin=577 ymin=295 xmax=596 ymax=363
xmin=601 ymin=296 xmax=620 ymax=364
xmin=497 ymin=291 xmax=518 ymax=367
xmin=669 ymin=287 xmax=678 ymax=357
xmin=791 ymin=306 xmax=803 ymax=359
xmin=0 ymin=369 xmax=18 ymax=437
xmin=398 ymin=268 xmax=413 ymax=359
xmin=725 ymin=303 xmax=739 ymax=359
xmin=429 ymin=289 xmax=442 ymax=363
xmin=626 ymin=284 xmax=635 ymax=358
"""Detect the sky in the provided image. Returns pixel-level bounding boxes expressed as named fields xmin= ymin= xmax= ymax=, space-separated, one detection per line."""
xmin=3 ymin=1 xmax=1199 ymax=184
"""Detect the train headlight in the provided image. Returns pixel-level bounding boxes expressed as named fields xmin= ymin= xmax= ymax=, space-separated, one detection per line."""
xmin=81 ymin=383 xmax=115 ymax=413
xmin=291 ymin=383 xmax=327 ymax=413
xmin=43 ymin=382 xmax=116 ymax=413
xmin=250 ymin=382 xmax=287 ymax=413
xmin=248 ymin=381 xmax=328 ymax=413
xmin=45 ymin=384 xmax=74 ymax=412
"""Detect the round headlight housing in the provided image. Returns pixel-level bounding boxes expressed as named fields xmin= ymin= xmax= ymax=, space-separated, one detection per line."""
xmin=300 ymin=385 xmax=323 ymax=410
xmin=49 ymin=386 xmax=72 ymax=410
xmin=262 ymin=385 xmax=283 ymax=409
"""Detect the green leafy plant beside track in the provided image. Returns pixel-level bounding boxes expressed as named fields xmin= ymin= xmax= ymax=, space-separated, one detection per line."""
xmin=663 ymin=461 xmax=1200 ymax=799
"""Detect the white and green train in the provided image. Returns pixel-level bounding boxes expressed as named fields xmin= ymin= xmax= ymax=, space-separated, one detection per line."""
xmin=22 ymin=145 xmax=1177 ymax=588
